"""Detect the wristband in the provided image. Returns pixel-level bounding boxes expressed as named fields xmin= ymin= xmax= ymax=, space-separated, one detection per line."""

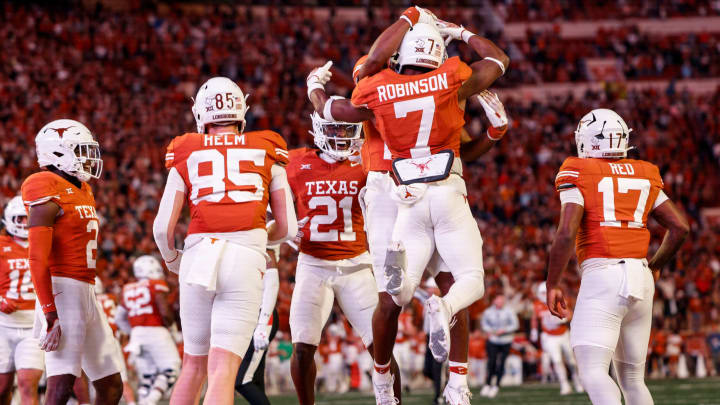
xmin=461 ymin=29 xmax=476 ymax=43
xmin=487 ymin=125 xmax=507 ymax=141
xmin=307 ymin=82 xmax=325 ymax=99
xmin=400 ymin=7 xmax=420 ymax=27
xmin=165 ymin=250 xmax=180 ymax=264
xmin=484 ymin=57 xmax=506 ymax=75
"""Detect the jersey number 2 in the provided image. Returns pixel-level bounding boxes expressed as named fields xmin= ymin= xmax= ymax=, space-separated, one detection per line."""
xmin=598 ymin=177 xmax=651 ymax=228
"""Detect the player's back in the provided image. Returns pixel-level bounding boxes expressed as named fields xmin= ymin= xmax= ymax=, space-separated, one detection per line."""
xmin=351 ymin=56 xmax=471 ymax=159
xmin=360 ymin=121 xmax=392 ymax=173
xmin=286 ymin=148 xmax=368 ymax=261
xmin=555 ymin=157 xmax=664 ymax=263
xmin=0 ymin=235 xmax=34 ymax=326
xmin=164 ymin=130 xmax=289 ymax=236
xmin=121 ymin=278 xmax=169 ymax=328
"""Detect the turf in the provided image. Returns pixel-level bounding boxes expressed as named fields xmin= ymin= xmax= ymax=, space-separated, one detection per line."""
xmin=244 ymin=378 xmax=720 ymax=405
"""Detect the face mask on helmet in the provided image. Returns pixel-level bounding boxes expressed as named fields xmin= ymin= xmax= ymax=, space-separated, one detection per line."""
xmin=192 ymin=77 xmax=249 ymax=134
xmin=391 ymin=23 xmax=447 ymax=73
xmin=310 ymin=112 xmax=363 ymax=161
xmin=2 ymin=196 xmax=28 ymax=239
xmin=35 ymin=119 xmax=103 ymax=182
xmin=575 ymin=108 xmax=633 ymax=159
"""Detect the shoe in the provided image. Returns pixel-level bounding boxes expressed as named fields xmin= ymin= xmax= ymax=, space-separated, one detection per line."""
xmin=573 ymin=379 xmax=585 ymax=393
xmin=560 ymin=381 xmax=572 ymax=395
xmin=426 ymin=295 xmax=451 ymax=362
xmin=443 ymin=383 xmax=472 ymax=405
xmin=480 ymin=385 xmax=491 ymax=397
xmin=372 ymin=371 xmax=399 ymax=405
xmin=488 ymin=385 xmax=499 ymax=398
xmin=384 ymin=242 xmax=406 ymax=296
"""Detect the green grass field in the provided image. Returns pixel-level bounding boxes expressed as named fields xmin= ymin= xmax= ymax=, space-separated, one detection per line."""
xmin=250 ymin=378 xmax=720 ymax=405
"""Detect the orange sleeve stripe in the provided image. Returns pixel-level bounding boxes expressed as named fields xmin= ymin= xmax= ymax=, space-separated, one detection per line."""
xmin=28 ymin=226 xmax=56 ymax=313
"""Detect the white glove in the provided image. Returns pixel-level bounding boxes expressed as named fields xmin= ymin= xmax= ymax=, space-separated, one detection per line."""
xmin=415 ymin=6 xmax=439 ymax=26
xmin=253 ymin=322 xmax=272 ymax=351
xmin=306 ymin=61 xmax=333 ymax=98
xmin=478 ymin=90 xmax=508 ymax=127
xmin=40 ymin=316 xmax=62 ymax=352
xmin=164 ymin=250 xmax=182 ymax=275
xmin=436 ymin=19 xmax=475 ymax=45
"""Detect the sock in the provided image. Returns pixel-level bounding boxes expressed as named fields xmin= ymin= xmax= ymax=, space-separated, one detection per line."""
xmin=374 ymin=360 xmax=392 ymax=383
xmin=448 ymin=361 xmax=468 ymax=387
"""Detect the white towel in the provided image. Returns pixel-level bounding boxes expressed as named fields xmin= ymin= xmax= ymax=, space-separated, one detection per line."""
xmin=32 ymin=303 xmax=47 ymax=342
xmin=617 ymin=259 xmax=647 ymax=300
xmin=182 ymin=237 xmax=226 ymax=291
xmin=391 ymin=182 xmax=428 ymax=205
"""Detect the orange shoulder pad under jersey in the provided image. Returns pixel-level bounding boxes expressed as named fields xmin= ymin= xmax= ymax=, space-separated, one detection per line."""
xmin=121 ymin=278 xmax=170 ymax=328
xmin=0 ymin=235 xmax=35 ymax=315
xmin=164 ymin=130 xmax=289 ymax=235
xmin=555 ymin=157 xmax=665 ymax=263
xmin=286 ymin=148 xmax=368 ymax=261
xmin=360 ymin=120 xmax=392 ymax=173
xmin=533 ymin=300 xmax=567 ymax=335
xmin=96 ymin=292 xmax=119 ymax=334
xmin=21 ymin=171 xmax=99 ymax=283
xmin=351 ymin=56 xmax=472 ymax=159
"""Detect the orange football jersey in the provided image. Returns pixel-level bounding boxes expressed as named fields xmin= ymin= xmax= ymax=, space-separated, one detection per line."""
xmin=555 ymin=157 xmax=664 ymax=263
xmin=165 ymin=130 xmax=289 ymax=235
xmin=21 ymin=171 xmax=99 ymax=284
xmin=533 ymin=300 xmax=567 ymax=335
xmin=0 ymin=235 xmax=34 ymax=326
xmin=121 ymin=278 xmax=169 ymax=328
xmin=96 ymin=292 xmax=119 ymax=335
xmin=286 ymin=148 xmax=368 ymax=261
xmin=351 ymin=56 xmax=471 ymax=159
xmin=360 ymin=121 xmax=392 ymax=173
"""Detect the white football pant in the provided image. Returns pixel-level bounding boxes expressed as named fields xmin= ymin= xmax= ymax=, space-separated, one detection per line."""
xmin=0 ymin=325 xmax=44 ymax=373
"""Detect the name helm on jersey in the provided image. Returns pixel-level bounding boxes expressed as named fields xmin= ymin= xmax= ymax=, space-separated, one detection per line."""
xmin=310 ymin=111 xmax=363 ymax=160
xmin=575 ymin=108 xmax=633 ymax=159
xmin=35 ymin=119 xmax=103 ymax=182
xmin=133 ymin=255 xmax=165 ymax=280
xmin=390 ymin=22 xmax=447 ymax=73
xmin=2 ymin=196 xmax=28 ymax=239
xmin=192 ymin=77 xmax=249 ymax=134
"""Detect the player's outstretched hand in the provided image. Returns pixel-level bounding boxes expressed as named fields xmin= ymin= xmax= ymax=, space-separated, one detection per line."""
xmin=164 ymin=249 xmax=182 ymax=274
xmin=0 ymin=297 xmax=17 ymax=314
xmin=41 ymin=311 xmax=62 ymax=352
xmin=306 ymin=61 xmax=333 ymax=97
xmin=478 ymin=90 xmax=508 ymax=140
xmin=253 ymin=323 xmax=272 ymax=351
xmin=547 ymin=287 xmax=568 ymax=319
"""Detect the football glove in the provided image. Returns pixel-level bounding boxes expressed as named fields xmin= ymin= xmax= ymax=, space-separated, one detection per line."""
xmin=477 ymin=90 xmax=509 ymax=140
xmin=400 ymin=6 xmax=438 ymax=27
xmin=0 ymin=296 xmax=17 ymax=314
xmin=253 ymin=322 xmax=272 ymax=351
xmin=164 ymin=250 xmax=182 ymax=275
xmin=306 ymin=61 xmax=333 ymax=98
xmin=436 ymin=19 xmax=475 ymax=45
xmin=40 ymin=312 xmax=62 ymax=352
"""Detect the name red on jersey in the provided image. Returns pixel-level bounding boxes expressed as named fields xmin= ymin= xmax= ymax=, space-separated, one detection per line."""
xmin=533 ymin=300 xmax=567 ymax=336
xmin=360 ymin=121 xmax=392 ymax=173
xmin=351 ymin=57 xmax=471 ymax=159
xmin=286 ymin=148 xmax=368 ymax=261
xmin=165 ymin=131 xmax=289 ymax=235
xmin=555 ymin=157 xmax=664 ymax=263
xmin=0 ymin=235 xmax=34 ymax=326
xmin=121 ymin=279 xmax=169 ymax=328
xmin=96 ymin=292 xmax=119 ymax=334
xmin=21 ymin=171 xmax=100 ymax=284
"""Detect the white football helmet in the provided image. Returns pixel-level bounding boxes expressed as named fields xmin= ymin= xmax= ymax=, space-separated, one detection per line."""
xmin=133 ymin=255 xmax=164 ymax=280
xmin=35 ymin=119 xmax=103 ymax=182
xmin=310 ymin=112 xmax=362 ymax=160
xmin=94 ymin=276 xmax=104 ymax=295
xmin=575 ymin=108 xmax=633 ymax=159
xmin=2 ymin=196 xmax=28 ymax=239
xmin=192 ymin=77 xmax=249 ymax=134
xmin=391 ymin=22 xmax=447 ymax=72
xmin=536 ymin=282 xmax=547 ymax=304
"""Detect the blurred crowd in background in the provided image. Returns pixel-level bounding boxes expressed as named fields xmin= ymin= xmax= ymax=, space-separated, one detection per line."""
xmin=1 ymin=1 xmax=720 ymax=393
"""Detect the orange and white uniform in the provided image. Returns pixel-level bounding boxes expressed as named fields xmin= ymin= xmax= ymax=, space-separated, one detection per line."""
xmin=555 ymin=157 xmax=667 ymax=363
xmin=157 ymin=130 xmax=292 ymax=356
xmin=0 ymin=235 xmax=44 ymax=372
xmin=95 ymin=291 xmax=133 ymax=382
xmin=287 ymin=148 xmax=376 ymax=347
xmin=350 ymin=57 xmax=485 ymax=313
xmin=21 ymin=171 xmax=123 ymax=379
xmin=532 ymin=299 xmax=578 ymax=389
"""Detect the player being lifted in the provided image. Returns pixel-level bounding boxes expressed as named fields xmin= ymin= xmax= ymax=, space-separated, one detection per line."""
xmin=0 ymin=196 xmax=44 ymax=405
xmin=546 ymin=109 xmax=689 ymax=405
xmin=153 ymin=77 xmax=297 ymax=404
xmin=286 ymin=112 xmax=400 ymax=404
xmin=116 ymin=255 xmax=180 ymax=405
xmin=307 ymin=7 xmax=508 ymax=404
xmin=22 ymin=119 xmax=124 ymax=404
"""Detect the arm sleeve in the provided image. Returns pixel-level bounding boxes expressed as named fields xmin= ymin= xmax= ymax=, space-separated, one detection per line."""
xmin=28 ymin=226 xmax=56 ymax=313
xmin=559 ymin=187 xmax=584 ymax=206
xmin=256 ymin=267 xmax=279 ymax=327
xmin=115 ymin=305 xmax=132 ymax=335
xmin=153 ymin=167 xmax=187 ymax=261
xmin=268 ymin=164 xmax=298 ymax=245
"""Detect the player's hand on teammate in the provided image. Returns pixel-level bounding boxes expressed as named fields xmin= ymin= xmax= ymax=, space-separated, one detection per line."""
xmin=306 ymin=61 xmax=333 ymax=96
xmin=40 ymin=311 xmax=62 ymax=352
xmin=0 ymin=296 xmax=17 ymax=314
xmin=164 ymin=249 xmax=182 ymax=274
xmin=253 ymin=323 xmax=272 ymax=351
xmin=400 ymin=6 xmax=438 ymax=28
xmin=478 ymin=90 xmax=509 ymax=140
xmin=547 ymin=286 xmax=568 ymax=319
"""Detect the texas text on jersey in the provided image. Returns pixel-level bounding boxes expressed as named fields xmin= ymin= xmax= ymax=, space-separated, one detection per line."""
xmin=286 ymin=148 xmax=368 ymax=260
xmin=0 ymin=235 xmax=34 ymax=326
xmin=554 ymin=157 xmax=664 ymax=263
xmin=121 ymin=278 xmax=170 ymax=328
xmin=164 ymin=130 xmax=289 ymax=234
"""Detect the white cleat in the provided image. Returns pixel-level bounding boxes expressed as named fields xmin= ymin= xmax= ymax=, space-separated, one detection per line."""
xmin=443 ymin=383 xmax=472 ymax=405
xmin=480 ymin=385 xmax=492 ymax=397
xmin=426 ymin=295 xmax=451 ymax=362
xmin=372 ymin=371 xmax=399 ymax=405
xmin=488 ymin=385 xmax=499 ymax=398
xmin=560 ymin=381 xmax=572 ymax=395
xmin=383 ymin=242 xmax=406 ymax=296
xmin=574 ymin=379 xmax=585 ymax=393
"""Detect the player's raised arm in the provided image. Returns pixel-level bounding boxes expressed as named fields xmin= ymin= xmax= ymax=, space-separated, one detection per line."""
xmin=647 ymin=198 xmax=689 ymax=280
xmin=545 ymin=202 xmax=584 ymax=319
xmin=460 ymin=91 xmax=509 ymax=161
xmin=152 ymin=167 xmax=186 ymax=274
xmin=307 ymin=65 xmax=374 ymax=123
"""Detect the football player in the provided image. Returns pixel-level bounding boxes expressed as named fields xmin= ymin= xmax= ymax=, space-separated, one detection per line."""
xmin=530 ymin=282 xmax=582 ymax=395
xmin=286 ymin=112 xmax=400 ymax=405
xmin=116 ymin=256 xmax=179 ymax=405
xmin=0 ymin=196 xmax=44 ymax=405
xmin=21 ymin=119 xmax=124 ymax=404
xmin=546 ymin=109 xmax=689 ymax=405
xmin=153 ymin=77 xmax=297 ymax=404
xmin=307 ymin=9 xmax=508 ymax=404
